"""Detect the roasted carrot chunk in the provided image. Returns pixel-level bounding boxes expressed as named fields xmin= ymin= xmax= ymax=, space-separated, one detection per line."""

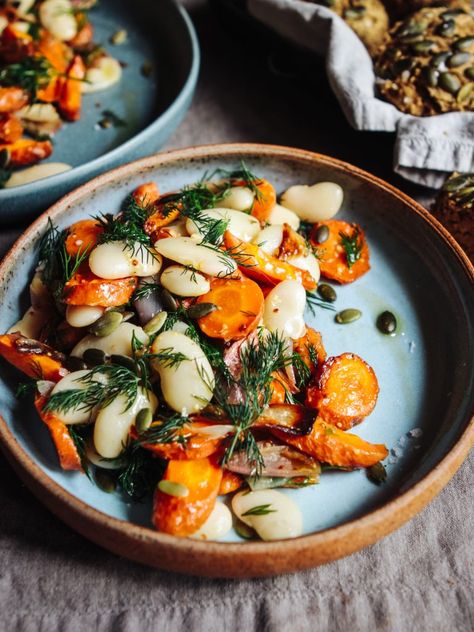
xmin=218 ymin=470 xmax=243 ymax=495
xmin=223 ymin=231 xmax=317 ymax=291
xmin=138 ymin=421 xmax=227 ymax=461
xmin=37 ymin=76 xmax=61 ymax=103
xmin=293 ymin=327 xmax=326 ymax=375
xmin=0 ymin=113 xmax=23 ymax=143
xmin=64 ymin=219 xmax=104 ymax=257
xmin=310 ymin=220 xmax=370 ymax=284
xmin=306 ymin=353 xmax=379 ymax=430
xmin=35 ymin=396 xmax=82 ymax=471
xmin=231 ymin=177 xmax=276 ymax=223
xmin=58 ymin=55 xmax=85 ymax=121
xmin=152 ymin=458 xmax=223 ymax=536
xmin=0 ymin=333 xmax=67 ymax=382
xmin=0 ymin=138 xmax=53 ymax=166
xmin=63 ymin=269 xmax=137 ymax=307
xmin=273 ymin=417 xmax=388 ymax=469
xmin=196 ymin=276 xmax=264 ymax=341
xmin=0 ymin=87 xmax=29 ymax=113
xmin=37 ymin=31 xmax=71 ymax=73
xmin=143 ymin=197 xmax=180 ymax=239
xmin=68 ymin=18 xmax=93 ymax=50
xmin=132 ymin=181 xmax=160 ymax=206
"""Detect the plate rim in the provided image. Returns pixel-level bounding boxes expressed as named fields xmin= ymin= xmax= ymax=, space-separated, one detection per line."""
xmin=0 ymin=0 xmax=200 ymax=198
xmin=0 ymin=143 xmax=473 ymax=578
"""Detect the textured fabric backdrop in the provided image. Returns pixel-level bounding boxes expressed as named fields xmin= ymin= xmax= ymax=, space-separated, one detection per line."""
xmin=0 ymin=1 xmax=472 ymax=630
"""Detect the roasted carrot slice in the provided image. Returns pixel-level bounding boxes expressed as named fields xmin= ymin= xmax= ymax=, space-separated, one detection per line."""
xmin=68 ymin=19 xmax=93 ymax=50
xmin=195 ymin=276 xmax=264 ymax=340
xmin=37 ymin=31 xmax=71 ymax=73
xmin=63 ymin=269 xmax=137 ymax=307
xmin=0 ymin=333 xmax=67 ymax=382
xmin=273 ymin=417 xmax=388 ymax=469
xmin=64 ymin=219 xmax=104 ymax=257
xmin=293 ymin=327 xmax=326 ymax=375
xmin=219 ymin=470 xmax=243 ymax=495
xmin=269 ymin=374 xmax=287 ymax=405
xmin=278 ymin=223 xmax=308 ymax=260
xmin=35 ymin=396 xmax=82 ymax=471
xmin=143 ymin=198 xmax=180 ymax=238
xmin=310 ymin=220 xmax=370 ymax=284
xmin=223 ymin=231 xmax=317 ymax=291
xmin=152 ymin=458 xmax=223 ymax=536
xmin=0 ymin=113 xmax=22 ymax=143
xmin=58 ymin=55 xmax=85 ymax=121
xmin=232 ymin=177 xmax=276 ymax=223
xmin=132 ymin=181 xmax=160 ymax=206
xmin=0 ymin=87 xmax=29 ymax=113
xmin=306 ymin=353 xmax=379 ymax=430
xmin=0 ymin=138 xmax=53 ymax=166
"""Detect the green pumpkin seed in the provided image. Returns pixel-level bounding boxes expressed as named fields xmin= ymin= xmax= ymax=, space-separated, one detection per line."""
xmin=235 ymin=520 xmax=256 ymax=540
xmin=411 ymin=39 xmax=436 ymax=54
xmin=457 ymin=187 xmax=474 ymax=206
xmin=344 ymin=7 xmax=365 ymax=20
xmin=315 ymin=224 xmax=329 ymax=243
xmin=187 ymin=302 xmax=218 ymax=319
xmin=420 ymin=66 xmax=438 ymax=87
xmin=441 ymin=9 xmax=465 ymax=20
xmin=317 ymin=283 xmax=337 ymax=303
xmin=457 ymin=81 xmax=474 ymax=102
xmin=158 ymin=480 xmax=189 ymax=498
xmin=367 ymin=462 xmax=387 ymax=485
xmin=455 ymin=36 xmax=474 ymax=52
xmin=464 ymin=67 xmax=474 ymax=80
xmin=143 ymin=311 xmax=168 ymax=335
xmin=64 ymin=356 xmax=88 ymax=372
xmin=439 ymin=72 xmax=461 ymax=94
xmin=335 ymin=308 xmax=361 ymax=324
xmin=110 ymin=354 xmax=137 ymax=372
xmin=443 ymin=173 xmax=474 ymax=191
xmin=135 ymin=407 xmax=153 ymax=433
xmin=376 ymin=311 xmax=397 ymax=335
xmin=447 ymin=52 xmax=471 ymax=68
xmin=0 ymin=148 xmax=9 ymax=168
xmin=397 ymin=20 xmax=425 ymax=41
xmin=161 ymin=289 xmax=178 ymax=312
xmin=436 ymin=19 xmax=455 ymax=37
xmin=83 ymin=348 xmax=108 ymax=366
xmin=95 ymin=470 xmax=117 ymax=493
xmin=431 ymin=51 xmax=450 ymax=68
xmin=88 ymin=311 xmax=123 ymax=337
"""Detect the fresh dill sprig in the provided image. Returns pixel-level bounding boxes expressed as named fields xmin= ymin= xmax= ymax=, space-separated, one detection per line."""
xmin=132 ymin=281 xmax=162 ymax=301
xmin=144 ymin=347 xmax=189 ymax=370
xmin=241 ymin=504 xmax=276 ymax=517
xmin=136 ymin=414 xmax=189 ymax=445
xmin=339 ymin=228 xmax=362 ymax=268
xmin=305 ymin=291 xmax=336 ymax=316
xmin=292 ymin=351 xmax=312 ymax=391
xmin=68 ymin=425 xmax=92 ymax=480
xmin=117 ymin=444 xmax=166 ymax=501
xmin=0 ymin=56 xmax=54 ymax=101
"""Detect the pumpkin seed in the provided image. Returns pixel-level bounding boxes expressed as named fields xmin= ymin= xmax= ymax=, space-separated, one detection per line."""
xmin=411 ymin=39 xmax=436 ymax=54
xmin=95 ymin=470 xmax=117 ymax=493
xmin=344 ymin=7 xmax=365 ymax=20
xmin=465 ymin=67 xmax=474 ymax=80
xmin=367 ymin=462 xmax=387 ymax=485
xmin=135 ymin=407 xmax=153 ymax=433
xmin=143 ymin=311 xmax=168 ymax=335
xmin=431 ymin=51 xmax=450 ymax=68
xmin=447 ymin=52 xmax=471 ymax=68
xmin=437 ymin=19 xmax=455 ymax=37
xmin=235 ymin=519 xmax=256 ymax=540
xmin=161 ymin=288 xmax=178 ymax=312
xmin=397 ymin=21 xmax=425 ymax=41
xmin=441 ymin=9 xmax=465 ymax=20
xmin=376 ymin=310 xmax=397 ymax=335
xmin=457 ymin=81 xmax=474 ymax=102
xmin=439 ymin=72 xmax=461 ymax=94
xmin=335 ymin=308 xmax=361 ymax=324
xmin=317 ymin=283 xmax=337 ymax=303
xmin=83 ymin=348 xmax=108 ymax=366
xmin=64 ymin=355 xmax=88 ymax=372
xmin=0 ymin=148 xmax=9 ymax=168
xmin=110 ymin=354 xmax=137 ymax=372
xmin=88 ymin=311 xmax=123 ymax=337
xmin=420 ymin=66 xmax=438 ymax=87
xmin=457 ymin=187 xmax=474 ymax=206
xmin=158 ymin=480 xmax=189 ymax=498
xmin=187 ymin=302 xmax=218 ymax=319
xmin=443 ymin=173 xmax=474 ymax=191
xmin=455 ymin=36 xmax=474 ymax=52
xmin=315 ymin=224 xmax=329 ymax=243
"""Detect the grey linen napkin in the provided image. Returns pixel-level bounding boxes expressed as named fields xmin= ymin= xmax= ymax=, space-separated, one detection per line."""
xmin=248 ymin=0 xmax=474 ymax=188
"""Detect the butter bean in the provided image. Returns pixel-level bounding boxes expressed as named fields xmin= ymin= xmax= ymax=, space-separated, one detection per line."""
xmin=160 ymin=265 xmax=210 ymax=297
xmin=263 ymin=280 xmax=306 ymax=339
xmin=89 ymin=241 xmax=162 ymax=279
xmin=154 ymin=237 xmax=236 ymax=277
xmin=232 ymin=489 xmax=302 ymax=541
xmin=66 ymin=305 xmax=105 ymax=328
xmin=267 ymin=203 xmax=300 ymax=230
xmin=280 ymin=182 xmax=343 ymax=222
xmin=217 ymin=186 xmax=254 ymax=211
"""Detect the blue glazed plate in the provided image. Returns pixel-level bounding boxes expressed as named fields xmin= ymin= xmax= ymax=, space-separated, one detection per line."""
xmin=0 ymin=0 xmax=199 ymax=220
xmin=0 ymin=144 xmax=472 ymax=577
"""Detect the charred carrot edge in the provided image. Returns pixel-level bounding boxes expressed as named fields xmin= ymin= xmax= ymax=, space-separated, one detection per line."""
xmin=294 ymin=327 xmax=327 ymax=375
xmin=0 ymin=333 xmax=67 ymax=382
xmin=35 ymin=396 xmax=83 ymax=471
xmin=223 ymin=231 xmax=317 ymax=291
xmin=219 ymin=470 xmax=243 ymax=495
xmin=310 ymin=220 xmax=370 ymax=284
xmin=132 ymin=182 xmax=160 ymax=206
xmin=64 ymin=219 xmax=104 ymax=257
xmin=152 ymin=457 xmax=223 ymax=536
xmin=306 ymin=353 xmax=379 ymax=430
xmin=0 ymin=138 xmax=53 ymax=167
xmin=63 ymin=271 xmax=138 ymax=307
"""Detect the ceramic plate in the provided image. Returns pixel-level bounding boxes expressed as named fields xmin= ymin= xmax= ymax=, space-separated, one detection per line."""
xmin=0 ymin=144 xmax=472 ymax=577
xmin=0 ymin=0 xmax=199 ymax=220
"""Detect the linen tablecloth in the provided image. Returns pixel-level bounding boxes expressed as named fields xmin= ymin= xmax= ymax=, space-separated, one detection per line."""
xmin=0 ymin=1 xmax=472 ymax=630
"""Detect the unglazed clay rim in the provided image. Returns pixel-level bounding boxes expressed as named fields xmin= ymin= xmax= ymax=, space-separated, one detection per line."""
xmin=0 ymin=144 xmax=472 ymax=578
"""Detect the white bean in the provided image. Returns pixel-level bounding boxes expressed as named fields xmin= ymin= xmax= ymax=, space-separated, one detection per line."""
xmin=5 ymin=163 xmax=71 ymax=188
xmin=81 ymin=57 xmax=122 ymax=93
xmin=50 ymin=370 xmax=105 ymax=425
xmin=263 ymin=280 xmax=306 ymax=339
xmin=15 ymin=0 xmax=36 ymax=17
xmin=39 ymin=0 xmax=78 ymax=41
xmin=93 ymin=388 xmax=157 ymax=458
xmin=160 ymin=265 xmax=210 ymax=297
xmin=170 ymin=320 xmax=190 ymax=335
xmin=151 ymin=330 xmax=214 ymax=415
xmin=154 ymin=237 xmax=236 ymax=277
xmin=85 ymin=440 xmax=126 ymax=470
xmin=191 ymin=502 xmax=233 ymax=540
xmin=280 ymin=182 xmax=343 ymax=222
xmin=8 ymin=307 xmax=49 ymax=339
xmin=232 ymin=489 xmax=302 ymax=540
xmin=253 ymin=225 xmax=283 ymax=255
xmin=288 ymin=253 xmax=320 ymax=284
xmin=217 ymin=186 xmax=254 ymax=211
xmin=89 ymin=241 xmax=162 ymax=279
xmin=186 ymin=208 xmax=260 ymax=243
xmin=66 ymin=305 xmax=105 ymax=328
xmin=267 ymin=203 xmax=301 ymax=230
xmin=71 ymin=322 xmax=149 ymax=359
xmin=159 ymin=219 xmax=188 ymax=238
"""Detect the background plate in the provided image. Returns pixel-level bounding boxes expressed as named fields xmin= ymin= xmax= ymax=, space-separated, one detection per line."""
xmin=0 ymin=0 xmax=199 ymax=220
xmin=0 ymin=144 xmax=472 ymax=577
